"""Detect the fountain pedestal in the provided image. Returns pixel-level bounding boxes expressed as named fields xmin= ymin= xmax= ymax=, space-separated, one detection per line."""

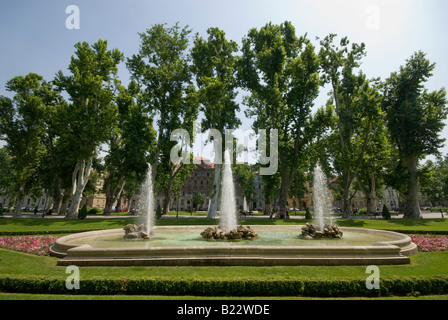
xmin=123 ymin=224 xmax=150 ymax=240
xmin=301 ymin=223 xmax=343 ymax=240
xmin=201 ymin=225 xmax=257 ymax=241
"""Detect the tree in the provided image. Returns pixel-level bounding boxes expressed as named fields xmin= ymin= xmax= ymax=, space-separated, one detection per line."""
xmin=238 ymin=21 xmax=326 ymax=215
xmin=191 ymin=27 xmax=241 ymax=218
xmin=420 ymin=156 xmax=448 ymax=212
xmin=127 ymin=23 xmax=199 ymax=215
xmin=34 ymin=79 xmax=73 ymax=215
xmin=233 ymin=163 xmax=256 ymax=209
xmin=382 ymin=51 xmax=448 ymax=218
xmin=102 ymin=82 xmax=156 ymax=214
xmin=54 ymin=39 xmax=124 ymax=218
xmin=192 ymin=191 xmax=204 ymax=211
xmin=319 ymin=34 xmax=375 ymax=218
xmin=352 ymin=80 xmax=390 ymax=215
xmin=0 ymin=73 xmax=48 ymax=217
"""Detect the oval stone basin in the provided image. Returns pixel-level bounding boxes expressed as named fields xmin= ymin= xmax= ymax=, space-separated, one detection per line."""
xmin=51 ymin=225 xmax=417 ymax=266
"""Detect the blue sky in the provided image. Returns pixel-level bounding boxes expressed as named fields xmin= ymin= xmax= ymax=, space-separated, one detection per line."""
xmin=1 ymin=0 xmax=448 ymax=161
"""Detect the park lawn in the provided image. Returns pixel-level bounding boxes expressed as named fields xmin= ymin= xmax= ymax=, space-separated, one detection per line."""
xmin=1 ymin=217 xmax=448 ymax=298
xmin=1 ymin=248 xmax=447 ymax=280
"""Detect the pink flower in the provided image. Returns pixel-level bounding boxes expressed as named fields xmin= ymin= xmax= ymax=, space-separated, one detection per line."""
xmin=0 ymin=235 xmax=59 ymax=256
xmin=410 ymin=234 xmax=448 ymax=252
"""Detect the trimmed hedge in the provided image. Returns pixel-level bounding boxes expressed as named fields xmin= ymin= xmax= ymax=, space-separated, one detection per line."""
xmin=1 ymin=275 xmax=448 ymax=297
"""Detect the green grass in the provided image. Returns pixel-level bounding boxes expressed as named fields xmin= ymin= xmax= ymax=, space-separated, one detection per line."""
xmin=1 ymin=216 xmax=448 ymax=299
xmin=1 ymin=248 xmax=447 ymax=280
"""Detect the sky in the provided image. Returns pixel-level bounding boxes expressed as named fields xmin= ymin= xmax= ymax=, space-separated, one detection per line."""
xmin=1 ymin=0 xmax=448 ymax=163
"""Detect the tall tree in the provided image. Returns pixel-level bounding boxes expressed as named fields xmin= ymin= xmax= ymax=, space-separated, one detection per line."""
xmin=127 ymin=23 xmax=199 ymax=214
xmin=238 ymin=21 xmax=326 ymax=215
xmin=351 ymin=80 xmax=390 ymax=215
xmin=420 ymin=157 xmax=448 ymax=212
xmin=54 ymin=39 xmax=124 ymax=218
xmin=0 ymin=73 xmax=48 ymax=217
xmin=102 ymin=81 xmax=156 ymax=214
xmin=319 ymin=34 xmax=373 ymax=218
xmin=382 ymin=51 xmax=447 ymax=218
xmin=191 ymin=27 xmax=241 ymax=218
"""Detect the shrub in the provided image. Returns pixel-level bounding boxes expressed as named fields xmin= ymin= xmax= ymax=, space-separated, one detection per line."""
xmin=305 ymin=207 xmax=312 ymax=220
xmin=382 ymin=204 xmax=391 ymax=220
xmin=87 ymin=207 xmax=102 ymax=215
xmin=155 ymin=204 xmax=162 ymax=219
xmin=78 ymin=204 xmax=88 ymax=220
xmin=1 ymin=276 xmax=447 ymax=297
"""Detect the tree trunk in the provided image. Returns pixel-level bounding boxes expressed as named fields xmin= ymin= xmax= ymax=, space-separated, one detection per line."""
xmin=208 ymin=164 xmax=221 ymax=218
xmin=52 ymin=191 xmax=63 ymax=215
xmin=13 ymin=194 xmax=22 ymax=218
xmin=12 ymin=183 xmax=25 ymax=218
xmin=265 ymin=195 xmax=272 ymax=216
xmin=58 ymin=188 xmax=72 ymax=216
xmin=66 ymin=157 xmax=93 ymax=219
xmin=342 ymin=167 xmax=352 ymax=219
xmin=366 ymin=173 xmax=377 ymax=215
xmin=278 ymin=163 xmax=291 ymax=218
xmin=403 ymin=155 xmax=422 ymax=219
xmin=163 ymin=194 xmax=170 ymax=215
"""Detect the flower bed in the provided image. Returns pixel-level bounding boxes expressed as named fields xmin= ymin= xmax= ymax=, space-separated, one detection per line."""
xmin=0 ymin=235 xmax=59 ymax=256
xmin=409 ymin=234 xmax=448 ymax=252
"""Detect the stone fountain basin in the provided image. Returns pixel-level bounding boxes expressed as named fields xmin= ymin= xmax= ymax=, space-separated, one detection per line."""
xmin=50 ymin=225 xmax=417 ymax=266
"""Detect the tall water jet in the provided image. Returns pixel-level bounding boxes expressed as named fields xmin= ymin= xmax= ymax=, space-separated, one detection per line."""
xmin=123 ymin=164 xmax=154 ymax=240
xmin=140 ymin=163 xmax=155 ymax=235
xmin=200 ymin=150 xmax=257 ymax=241
xmin=301 ymin=162 xmax=342 ymax=240
xmin=219 ymin=149 xmax=238 ymax=233
xmin=312 ymin=162 xmax=334 ymax=231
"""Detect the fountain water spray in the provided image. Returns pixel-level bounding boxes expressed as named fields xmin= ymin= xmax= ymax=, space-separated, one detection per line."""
xmin=201 ymin=150 xmax=258 ymax=241
xmin=140 ymin=163 xmax=155 ymax=234
xmin=219 ymin=149 xmax=238 ymax=233
xmin=123 ymin=163 xmax=154 ymax=240
xmin=312 ymin=161 xmax=334 ymax=231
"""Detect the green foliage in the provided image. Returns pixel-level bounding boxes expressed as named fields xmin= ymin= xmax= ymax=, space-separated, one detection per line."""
xmin=382 ymin=51 xmax=448 ymax=218
xmin=155 ymin=204 xmax=163 ymax=219
xmin=0 ymin=73 xmax=50 ymax=215
xmin=192 ymin=191 xmax=204 ymax=211
xmin=128 ymin=23 xmax=199 ymax=215
xmin=383 ymin=51 xmax=448 ymax=159
xmin=1 ymin=275 xmax=447 ymax=297
xmin=305 ymin=206 xmax=312 ymax=220
xmin=87 ymin=207 xmax=103 ymax=215
xmin=78 ymin=204 xmax=88 ymax=220
xmin=382 ymin=204 xmax=391 ymax=220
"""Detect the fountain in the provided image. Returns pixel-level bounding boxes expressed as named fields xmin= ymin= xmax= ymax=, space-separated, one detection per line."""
xmin=123 ymin=164 xmax=153 ymax=240
xmin=200 ymin=149 xmax=257 ymax=241
xmin=219 ymin=149 xmax=238 ymax=233
xmin=50 ymin=160 xmax=417 ymax=267
xmin=301 ymin=162 xmax=342 ymax=240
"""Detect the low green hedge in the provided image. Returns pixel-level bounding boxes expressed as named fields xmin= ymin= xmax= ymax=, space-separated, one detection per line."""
xmin=1 ymin=275 xmax=447 ymax=297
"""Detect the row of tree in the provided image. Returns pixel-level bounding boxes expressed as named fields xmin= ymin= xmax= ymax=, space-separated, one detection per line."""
xmin=0 ymin=21 xmax=447 ymax=219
